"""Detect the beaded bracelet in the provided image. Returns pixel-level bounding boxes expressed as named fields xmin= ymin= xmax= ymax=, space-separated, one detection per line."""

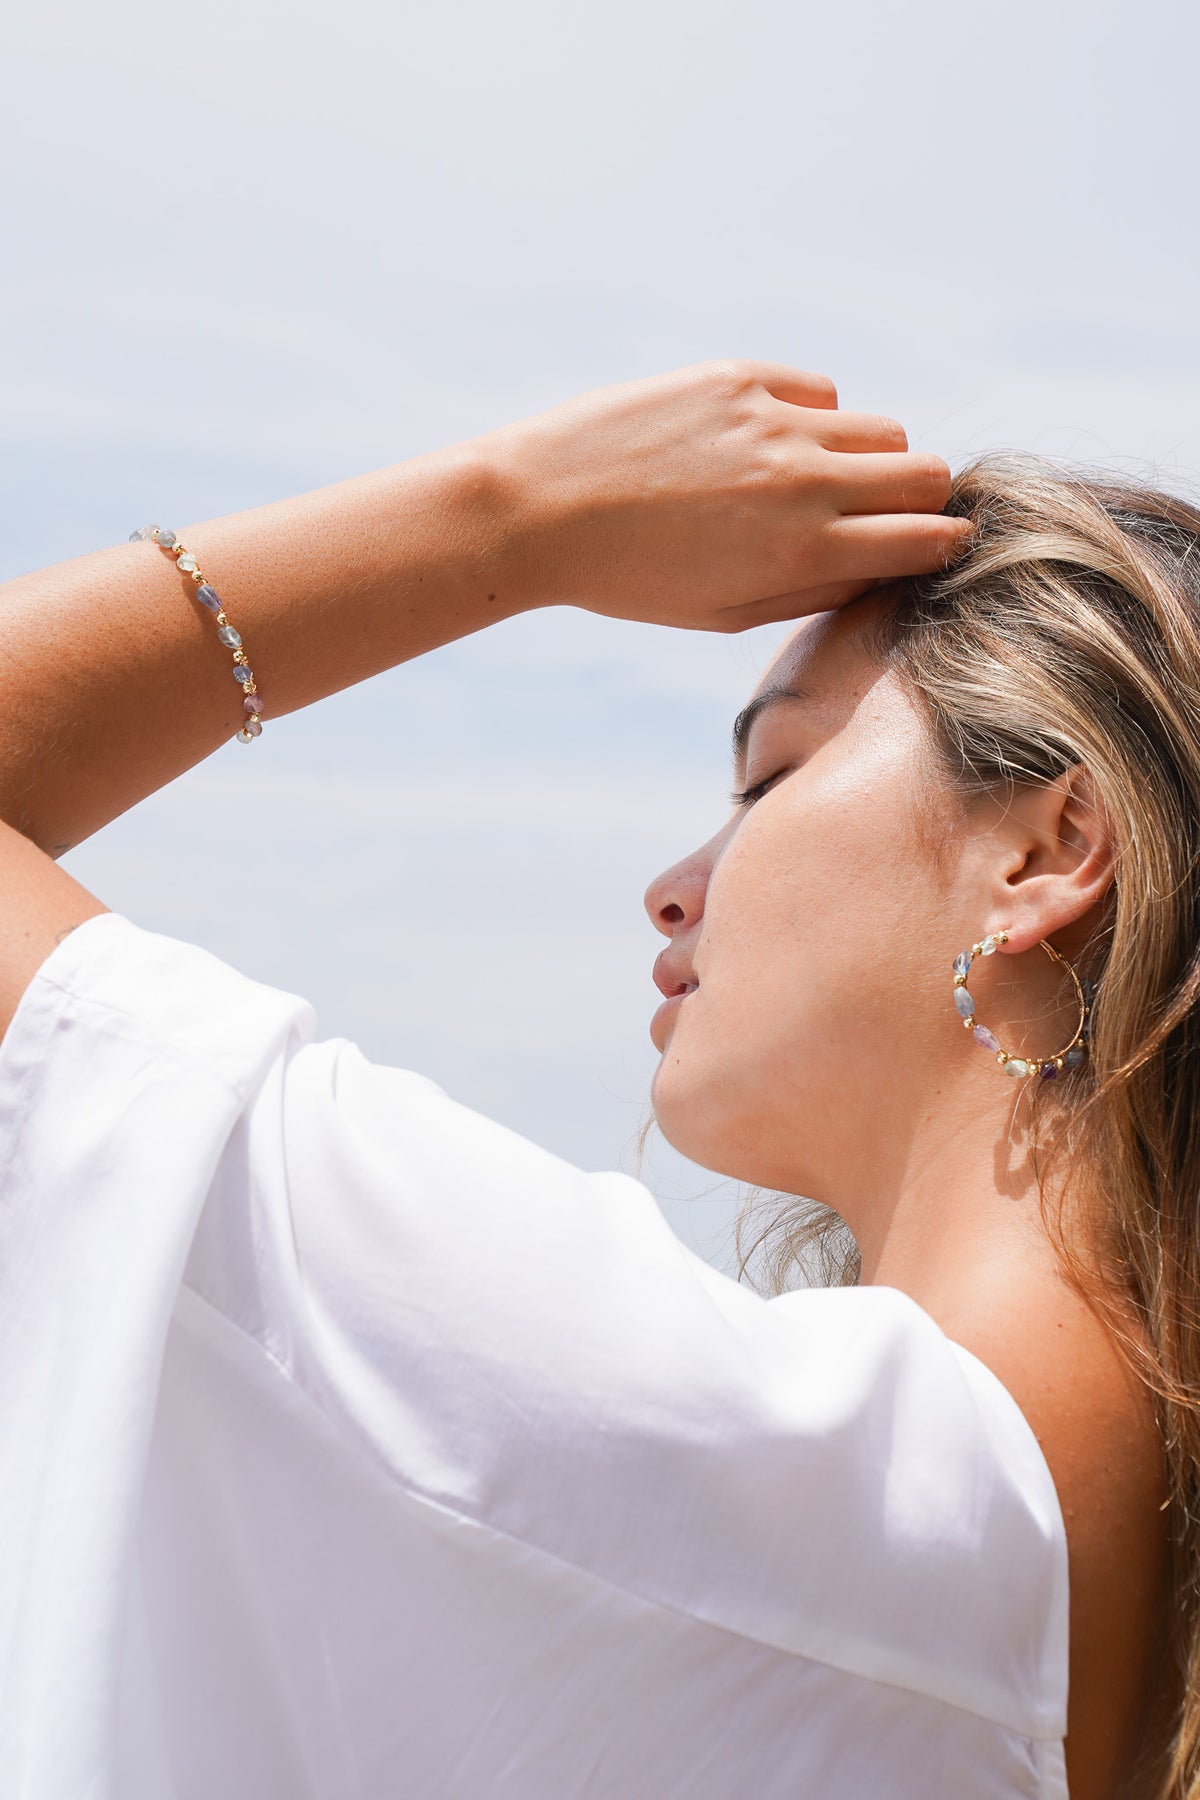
xmin=129 ymin=525 xmax=265 ymax=744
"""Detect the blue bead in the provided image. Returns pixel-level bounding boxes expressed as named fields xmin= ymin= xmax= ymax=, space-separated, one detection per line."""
xmin=953 ymin=987 xmax=975 ymax=1018
xmin=1063 ymin=1046 xmax=1086 ymax=1070
xmin=217 ymin=625 xmax=242 ymax=648
xmin=953 ymin=952 xmax=971 ymax=979
xmin=234 ymin=666 xmax=254 ymax=685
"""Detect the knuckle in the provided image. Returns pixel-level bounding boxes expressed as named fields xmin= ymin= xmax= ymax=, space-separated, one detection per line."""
xmin=705 ymin=356 xmax=758 ymax=396
xmin=769 ymin=442 xmax=821 ymax=494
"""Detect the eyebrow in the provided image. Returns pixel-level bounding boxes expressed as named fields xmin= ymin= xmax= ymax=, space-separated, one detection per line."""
xmin=730 ymin=684 xmax=814 ymax=775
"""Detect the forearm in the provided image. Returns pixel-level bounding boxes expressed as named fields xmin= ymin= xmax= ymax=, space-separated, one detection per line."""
xmin=0 ymin=359 xmax=970 ymax=860
xmin=0 ymin=440 xmax=527 ymax=855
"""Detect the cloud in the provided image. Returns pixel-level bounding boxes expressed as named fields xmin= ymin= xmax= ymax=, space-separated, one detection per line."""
xmin=5 ymin=0 xmax=1199 ymax=1280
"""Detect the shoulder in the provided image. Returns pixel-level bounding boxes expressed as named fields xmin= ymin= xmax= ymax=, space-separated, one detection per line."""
xmin=927 ymin=1263 xmax=1171 ymax=1792
xmin=7 ymin=911 xmax=1069 ymax=1734
xmin=926 ymin=1262 xmax=1166 ymax=1546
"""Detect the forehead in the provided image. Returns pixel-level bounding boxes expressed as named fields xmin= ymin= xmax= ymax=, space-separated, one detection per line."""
xmin=751 ymin=593 xmax=888 ymax=710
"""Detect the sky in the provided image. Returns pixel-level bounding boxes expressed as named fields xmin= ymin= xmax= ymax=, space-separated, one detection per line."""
xmin=2 ymin=0 xmax=1198 ymax=1271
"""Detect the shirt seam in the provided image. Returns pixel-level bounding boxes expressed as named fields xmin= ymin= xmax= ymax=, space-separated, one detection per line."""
xmin=0 ymin=962 xmax=64 ymax=1198
xmin=31 ymin=968 xmax=256 ymax=1106
xmin=177 ymin=1280 xmax=1065 ymax=1747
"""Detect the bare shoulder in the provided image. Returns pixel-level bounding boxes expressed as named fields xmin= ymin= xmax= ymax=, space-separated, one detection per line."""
xmin=939 ymin=1269 xmax=1175 ymax=1800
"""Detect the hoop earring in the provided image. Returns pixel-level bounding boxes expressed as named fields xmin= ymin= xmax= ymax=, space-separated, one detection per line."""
xmin=951 ymin=931 xmax=1091 ymax=1081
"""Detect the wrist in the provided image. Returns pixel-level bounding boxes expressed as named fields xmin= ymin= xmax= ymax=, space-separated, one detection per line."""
xmin=465 ymin=419 xmax=566 ymax=614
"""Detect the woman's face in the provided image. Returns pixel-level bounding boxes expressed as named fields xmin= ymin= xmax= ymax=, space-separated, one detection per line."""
xmin=644 ymin=593 xmax=968 ymax=1200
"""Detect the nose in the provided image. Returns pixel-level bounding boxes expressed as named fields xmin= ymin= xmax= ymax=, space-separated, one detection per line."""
xmin=643 ymin=841 xmax=711 ymax=940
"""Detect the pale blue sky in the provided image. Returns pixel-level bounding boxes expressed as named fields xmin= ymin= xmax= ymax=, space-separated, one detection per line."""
xmin=3 ymin=0 xmax=1198 ymax=1266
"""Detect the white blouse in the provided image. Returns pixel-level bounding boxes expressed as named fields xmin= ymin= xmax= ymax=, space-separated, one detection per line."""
xmin=0 ymin=910 xmax=1070 ymax=1798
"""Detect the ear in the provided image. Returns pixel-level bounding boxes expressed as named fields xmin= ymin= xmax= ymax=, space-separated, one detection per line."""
xmin=977 ymin=764 xmax=1117 ymax=956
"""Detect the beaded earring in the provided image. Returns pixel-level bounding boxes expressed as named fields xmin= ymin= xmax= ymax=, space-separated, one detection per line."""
xmin=951 ymin=931 xmax=1094 ymax=1082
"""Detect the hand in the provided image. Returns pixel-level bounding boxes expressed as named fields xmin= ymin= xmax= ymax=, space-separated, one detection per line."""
xmin=480 ymin=357 xmax=971 ymax=632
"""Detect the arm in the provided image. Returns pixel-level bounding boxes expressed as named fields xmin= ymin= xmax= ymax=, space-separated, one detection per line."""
xmin=0 ymin=444 xmax=522 ymax=859
xmin=0 ymin=358 xmax=968 ymax=1030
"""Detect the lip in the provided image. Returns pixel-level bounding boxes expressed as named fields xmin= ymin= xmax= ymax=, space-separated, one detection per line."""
xmin=652 ymin=949 xmax=698 ymax=1000
xmin=650 ymin=992 xmax=685 ymax=1050
xmin=649 ymin=982 xmax=698 ymax=1051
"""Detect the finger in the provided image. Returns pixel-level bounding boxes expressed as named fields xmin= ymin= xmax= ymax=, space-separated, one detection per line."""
xmin=744 ymin=361 xmax=839 ymax=410
xmin=810 ymin=410 xmax=908 ymax=454
xmin=824 ymin=511 xmax=975 ymax=580
xmin=826 ymin=450 xmax=953 ymax=515
xmin=719 ymin=580 xmax=875 ymax=631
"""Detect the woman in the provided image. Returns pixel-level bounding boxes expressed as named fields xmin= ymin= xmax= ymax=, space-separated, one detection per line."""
xmin=0 ymin=359 xmax=1184 ymax=1797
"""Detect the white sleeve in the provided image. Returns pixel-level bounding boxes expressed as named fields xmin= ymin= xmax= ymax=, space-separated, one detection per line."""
xmin=175 ymin=941 xmax=1067 ymax=1733
xmin=0 ymin=908 xmax=1069 ymax=1751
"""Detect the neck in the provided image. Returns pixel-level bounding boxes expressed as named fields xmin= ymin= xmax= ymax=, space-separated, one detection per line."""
xmin=831 ymin=1069 xmax=1099 ymax=1322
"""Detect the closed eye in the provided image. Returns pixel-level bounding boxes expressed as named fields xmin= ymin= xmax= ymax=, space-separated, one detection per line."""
xmin=729 ymin=769 xmax=789 ymax=808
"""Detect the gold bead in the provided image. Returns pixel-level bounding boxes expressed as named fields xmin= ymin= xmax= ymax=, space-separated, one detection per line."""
xmin=997 ymin=1051 xmax=1009 ymax=1064
xmin=232 ymin=650 xmax=248 ymax=664
xmin=962 ymin=1016 xmax=975 ymax=1029
xmin=215 ymin=612 xmax=227 ymax=624
xmin=191 ymin=569 xmax=205 ymax=583
xmin=971 ymin=943 xmax=982 ymax=955
xmin=953 ymin=974 xmax=967 ymax=987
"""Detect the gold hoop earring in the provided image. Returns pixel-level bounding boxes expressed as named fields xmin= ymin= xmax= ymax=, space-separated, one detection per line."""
xmin=951 ymin=931 xmax=1090 ymax=1081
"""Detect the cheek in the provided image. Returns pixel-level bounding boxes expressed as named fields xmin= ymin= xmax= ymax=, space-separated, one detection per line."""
xmin=707 ymin=772 xmax=915 ymax=1026
xmin=650 ymin=757 xmax=938 ymax=1185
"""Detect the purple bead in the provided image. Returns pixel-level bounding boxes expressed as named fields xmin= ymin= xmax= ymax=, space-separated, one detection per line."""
xmin=973 ymin=1025 xmax=1000 ymax=1052
xmin=243 ymin=694 xmax=264 ymax=715
xmin=1040 ymin=1063 xmax=1059 ymax=1080
xmin=244 ymin=715 xmax=262 ymax=737
xmin=195 ymin=584 xmax=222 ymax=614
xmin=1063 ymin=1046 xmax=1086 ymax=1070
xmin=234 ymin=666 xmax=254 ymax=685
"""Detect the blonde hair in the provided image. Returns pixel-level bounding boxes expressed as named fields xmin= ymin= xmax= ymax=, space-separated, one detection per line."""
xmin=734 ymin=453 xmax=1200 ymax=1793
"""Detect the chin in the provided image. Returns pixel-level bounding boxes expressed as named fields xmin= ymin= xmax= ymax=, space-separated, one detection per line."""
xmin=650 ymin=1059 xmax=786 ymax=1190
